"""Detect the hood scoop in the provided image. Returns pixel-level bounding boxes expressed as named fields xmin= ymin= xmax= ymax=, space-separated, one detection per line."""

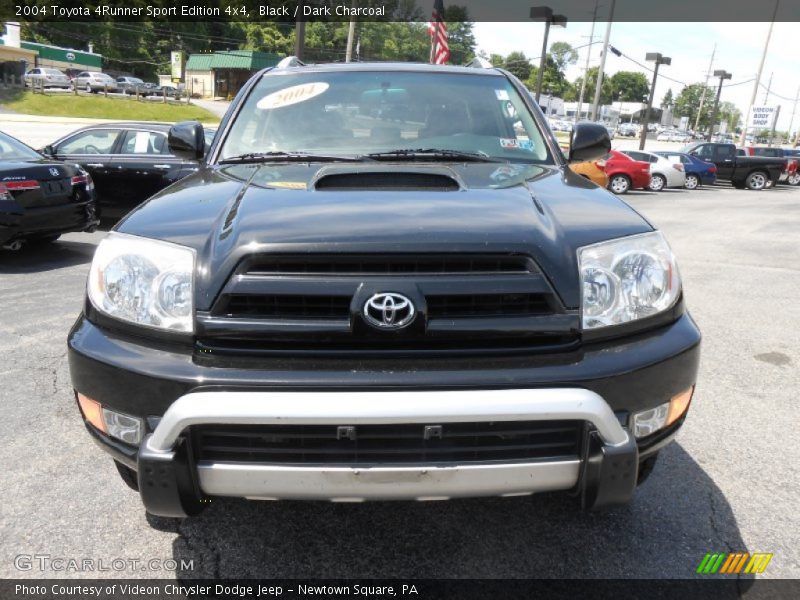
xmin=313 ymin=167 xmax=461 ymax=192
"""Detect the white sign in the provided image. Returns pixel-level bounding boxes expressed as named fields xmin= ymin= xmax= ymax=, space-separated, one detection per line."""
xmin=257 ymin=82 xmax=329 ymax=110
xmin=748 ymin=105 xmax=777 ymax=129
xmin=679 ymin=116 xmax=689 ymax=131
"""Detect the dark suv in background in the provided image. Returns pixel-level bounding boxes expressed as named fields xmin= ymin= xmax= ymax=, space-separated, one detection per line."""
xmin=68 ymin=60 xmax=701 ymax=520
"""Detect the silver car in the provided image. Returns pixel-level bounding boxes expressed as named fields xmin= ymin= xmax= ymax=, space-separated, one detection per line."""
xmin=24 ymin=67 xmax=71 ymax=89
xmin=622 ymin=149 xmax=686 ymax=191
xmin=73 ymin=71 xmax=118 ymax=93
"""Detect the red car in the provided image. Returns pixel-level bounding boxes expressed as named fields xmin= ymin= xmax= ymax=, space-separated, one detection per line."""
xmin=604 ymin=149 xmax=652 ymax=194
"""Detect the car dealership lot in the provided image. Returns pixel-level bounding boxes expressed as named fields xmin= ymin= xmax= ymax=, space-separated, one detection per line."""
xmin=0 ymin=184 xmax=797 ymax=579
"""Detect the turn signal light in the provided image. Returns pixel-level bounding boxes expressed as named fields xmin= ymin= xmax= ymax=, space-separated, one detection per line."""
xmin=76 ymin=392 xmax=106 ymax=433
xmin=666 ymin=386 xmax=694 ymax=427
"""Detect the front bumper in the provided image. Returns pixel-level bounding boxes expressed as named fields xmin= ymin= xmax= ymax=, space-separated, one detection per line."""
xmin=137 ymin=388 xmax=638 ymax=516
xmin=69 ymin=312 xmax=700 ymax=516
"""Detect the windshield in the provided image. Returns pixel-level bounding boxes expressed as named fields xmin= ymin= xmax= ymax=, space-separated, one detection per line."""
xmin=218 ymin=70 xmax=552 ymax=164
xmin=0 ymin=132 xmax=42 ymax=161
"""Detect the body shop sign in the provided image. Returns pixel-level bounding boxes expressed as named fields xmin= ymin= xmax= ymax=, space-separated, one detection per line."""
xmin=748 ymin=105 xmax=777 ymax=129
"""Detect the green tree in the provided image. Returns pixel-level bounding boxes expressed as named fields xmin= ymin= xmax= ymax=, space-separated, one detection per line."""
xmin=660 ymin=88 xmax=674 ymax=109
xmin=548 ymin=41 xmax=578 ymax=72
xmin=443 ymin=5 xmax=476 ymax=65
xmin=488 ymin=53 xmax=505 ymax=67
xmin=504 ymin=51 xmax=531 ymax=81
xmin=572 ymin=66 xmax=613 ymax=107
xmin=607 ymin=71 xmax=650 ymax=102
xmin=674 ymin=83 xmax=715 ymax=130
xmin=717 ymin=101 xmax=742 ymax=132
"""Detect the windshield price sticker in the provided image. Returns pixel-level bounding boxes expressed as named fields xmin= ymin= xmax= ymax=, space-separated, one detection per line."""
xmin=257 ymin=82 xmax=330 ymax=110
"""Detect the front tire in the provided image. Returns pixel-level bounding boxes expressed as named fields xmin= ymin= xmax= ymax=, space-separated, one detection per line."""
xmin=609 ymin=174 xmax=631 ymax=195
xmin=648 ymin=173 xmax=666 ymax=192
xmin=684 ymin=173 xmax=700 ymax=190
xmin=746 ymin=170 xmax=768 ymax=190
xmin=788 ymin=172 xmax=800 ymax=186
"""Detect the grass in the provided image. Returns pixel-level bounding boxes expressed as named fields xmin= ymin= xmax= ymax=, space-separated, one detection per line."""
xmin=0 ymin=90 xmax=219 ymax=123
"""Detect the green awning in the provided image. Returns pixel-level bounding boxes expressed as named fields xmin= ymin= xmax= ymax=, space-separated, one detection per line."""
xmin=186 ymin=51 xmax=280 ymax=72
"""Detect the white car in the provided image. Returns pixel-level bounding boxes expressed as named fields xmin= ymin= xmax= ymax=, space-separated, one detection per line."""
xmin=656 ymin=130 xmax=676 ymax=142
xmin=621 ymin=149 xmax=686 ymax=191
xmin=24 ymin=67 xmax=71 ymax=89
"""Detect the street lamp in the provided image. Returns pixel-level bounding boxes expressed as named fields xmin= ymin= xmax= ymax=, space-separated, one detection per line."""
xmin=706 ymin=69 xmax=732 ymax=142
xmin=530 ymin=6 xmax=567 ymax=103
xmin=639 ymin=52 xmax=671 ymax=150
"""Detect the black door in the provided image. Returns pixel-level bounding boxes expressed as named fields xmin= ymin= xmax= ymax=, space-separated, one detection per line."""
xmin=105 ymin=129 xmax=190 ymax=217
xmin=52 ymin=128 xmax=123 ymax=205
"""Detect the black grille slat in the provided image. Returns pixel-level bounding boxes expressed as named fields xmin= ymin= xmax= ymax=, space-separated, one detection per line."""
xmin=193 ymin=420 xmax=583 ymax=465
xmin=223 ymin=295 xmax=351 ymax=319
xmin=427 ymin=293 xmax=551 ymax=318
xmin=245 ymin=254 xmax=535 ymax=276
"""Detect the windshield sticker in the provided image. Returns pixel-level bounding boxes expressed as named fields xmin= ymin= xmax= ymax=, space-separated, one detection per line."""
xmin=495 ymin=89 xmax=510 ymax=101
xmin=500 ymin=138 xmax=534 ymax=151
xmin=257 ymin=82 xmax=330 ymax=110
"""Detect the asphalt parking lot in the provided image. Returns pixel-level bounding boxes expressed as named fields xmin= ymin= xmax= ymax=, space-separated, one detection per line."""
xmin=0 ymin=183 xmax=798 ymax=580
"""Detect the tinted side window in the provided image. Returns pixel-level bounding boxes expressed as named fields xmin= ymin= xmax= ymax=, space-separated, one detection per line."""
xmin=715 ymin=145 xmax=734 ymax=159
xmin=693 ymin=145 xmax=713 ymax=159
xmin=57 ymin=129 xmax=121 ymax=154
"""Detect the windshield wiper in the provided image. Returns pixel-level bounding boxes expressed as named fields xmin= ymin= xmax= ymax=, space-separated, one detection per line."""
xmin=366 ymin=148 xmax=503 ymax=163
xmin=219 ymin=151 xmax=364 ymax=164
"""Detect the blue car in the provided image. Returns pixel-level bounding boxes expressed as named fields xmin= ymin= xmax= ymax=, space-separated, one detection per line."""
xmin=654 ymin=151 xmax=717 ymax=190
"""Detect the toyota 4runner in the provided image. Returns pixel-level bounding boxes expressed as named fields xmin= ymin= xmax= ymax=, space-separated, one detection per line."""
xmin=68 ymin=59 xmax=701 ymax=518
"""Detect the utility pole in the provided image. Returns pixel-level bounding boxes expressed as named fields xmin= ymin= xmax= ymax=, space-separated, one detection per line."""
xmin=763 ymin=72 xmax=773 ymax=104
xmin=639 ymin=52 xmax=671 ymax=150
xmin=575 ymin=0 xmax=599 ymax=122
xmin=591 ymin=0 xmax=615 ymax=121
xmin=694 ymin=43 xmax=716 ymax=133
xmin=530 ymin=6 xmax=567 ymax=103
xmin=294 ymin=2 xmax=306 ymax=60
xmin=345 ymin=10 xmax=356 ymax=62
xmin=787 ymin=85 xmax=799 ymax=148
xmin=739 ymin=0 xmax=779 ymax=147
xmin=706 ymin=70 xmax=732 ymax=142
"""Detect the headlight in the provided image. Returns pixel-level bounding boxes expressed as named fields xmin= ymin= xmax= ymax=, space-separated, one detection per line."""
xmin=88 ymin=232 xmax=195 ymax=332
xmin=579 ymin=231 xmax=680 ymax=329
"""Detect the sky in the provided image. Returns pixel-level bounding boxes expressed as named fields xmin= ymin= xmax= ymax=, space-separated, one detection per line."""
xmin=473 ymin=22 xmax=800 ymax=132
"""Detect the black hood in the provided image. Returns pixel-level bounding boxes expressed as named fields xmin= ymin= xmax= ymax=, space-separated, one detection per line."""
xmin=117 ymin=162 xmax=652 ymax=309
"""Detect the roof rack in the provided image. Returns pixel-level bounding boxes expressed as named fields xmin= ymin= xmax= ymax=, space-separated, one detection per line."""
xmin=463 ymin=57 xmax=494 ymax=69
xmin=276 ymin=56 xmax=306 ymax=69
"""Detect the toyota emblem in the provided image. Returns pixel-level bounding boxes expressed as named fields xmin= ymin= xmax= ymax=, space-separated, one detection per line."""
xmin=363 ymin=292 xmax=415 ymax=330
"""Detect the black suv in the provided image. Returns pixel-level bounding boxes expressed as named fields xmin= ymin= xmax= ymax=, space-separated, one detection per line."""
xmin=68 ymin=60 xmax=701 ymax=518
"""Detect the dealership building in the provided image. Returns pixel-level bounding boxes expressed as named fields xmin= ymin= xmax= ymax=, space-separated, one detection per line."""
xmin=180 ymin=50 xmax=280 ymax=99
xmin=1 ymin=22 xmax=103 ymax=77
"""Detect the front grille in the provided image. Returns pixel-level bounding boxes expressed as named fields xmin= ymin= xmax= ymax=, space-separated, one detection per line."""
xmin=244 ymin=254 xmax=535 ymax=276
xmin=224 ymin=295 xmax=351 ymax=319
xmin=193 ymin=420 xmax=583 ymax=465
xmin=218 ymin=292 xmax=552 ymax=320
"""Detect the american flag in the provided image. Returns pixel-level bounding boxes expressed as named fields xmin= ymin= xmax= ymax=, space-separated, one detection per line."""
xmin=428 ymin=0 xmax=450 ymax=65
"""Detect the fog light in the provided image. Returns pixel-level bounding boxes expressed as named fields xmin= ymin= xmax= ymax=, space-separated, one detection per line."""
xmin=102 ymin=408 xmax=143 ymax=445
xmin=632 ymin=403 xmax=669 ymax=438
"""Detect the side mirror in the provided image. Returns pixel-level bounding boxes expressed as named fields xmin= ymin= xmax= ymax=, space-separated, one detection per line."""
xmin=568 ymin=122 xmax=611 ymax=163
xmin=168 ymin=121 xmax=205 ymax=161
xmin=40 ymin=144 xmax=55 ymax=157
